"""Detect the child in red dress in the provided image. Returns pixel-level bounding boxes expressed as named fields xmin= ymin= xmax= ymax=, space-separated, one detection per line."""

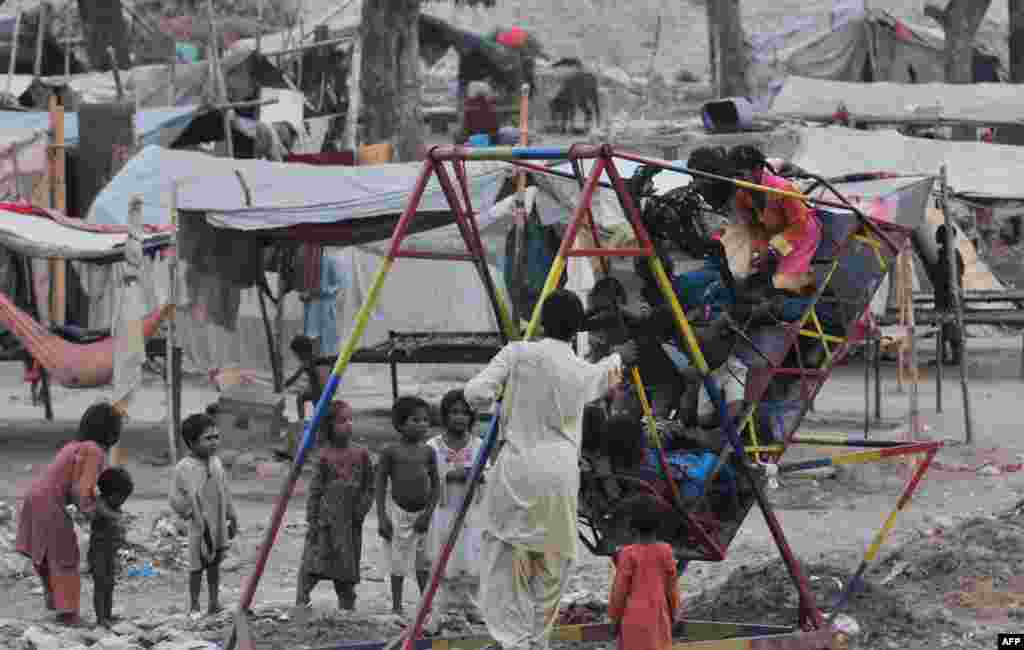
xmin=608 ymin=495 xmax=681 ymax=650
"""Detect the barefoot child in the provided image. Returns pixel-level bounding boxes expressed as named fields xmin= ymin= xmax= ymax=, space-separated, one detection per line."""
xmin=608 ymin=494 xmax=681 ymax=650
xmin=170 ymin=412 xmax=238 ymax=619
xmin=296 ymin=400 xmax=374 ymax=610
xmin=89 ymin=467 xmax=133 ymax=628
xmin=424 ymin=390 xmax=484 ymax=634
xmin=376 ymin=395 xmax=439 ymax=617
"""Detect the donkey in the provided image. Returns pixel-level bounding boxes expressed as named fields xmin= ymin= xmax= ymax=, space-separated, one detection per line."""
xmin=549 ymin=66 xmax=601 ymax=134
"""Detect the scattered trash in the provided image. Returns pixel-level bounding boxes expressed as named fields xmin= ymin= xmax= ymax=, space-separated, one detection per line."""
xmin=126 ymin=562 xmax=157 ymax=578
xmin=880 ymin=561 xmax=910 ymax=585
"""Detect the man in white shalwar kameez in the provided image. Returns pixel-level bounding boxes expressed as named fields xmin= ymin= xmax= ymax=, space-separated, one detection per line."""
xmin=464 ymin=289 xmax=636 ymax=650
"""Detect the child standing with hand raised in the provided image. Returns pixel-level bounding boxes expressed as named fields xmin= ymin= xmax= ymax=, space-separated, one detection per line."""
xmin=376 ymin=395 xmax=439 ymax=618
xmin=170 ymin=412 xmax=238 ymax=620
xmin=608 ymin=494 xmax=681 ymax=650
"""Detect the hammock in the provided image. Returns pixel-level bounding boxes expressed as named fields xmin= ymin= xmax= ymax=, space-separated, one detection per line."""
xmin=0 ymin=290 xmax=169 ymax=388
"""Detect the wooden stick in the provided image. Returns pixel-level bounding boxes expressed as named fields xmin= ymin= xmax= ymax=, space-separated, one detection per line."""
xmin=256 ymin=0 xmax=264 ymax=54
xmin=107 ymin=47 xmax=124 ymax=101
xmin=48 ymin=94 xmax=66 ymax=327
xmin=32 ymin=2 xmax=47 ymax=77
xmin=6 ymin=1 xmax=23 ymax=99
xmin=345 ymin=35 xmax=362 ymax=153
xmin=166 ymin=182 xmax=180 ymax=467
xmin=63 ymin=2 xmax=70 ymax=77
xmin=207 ymin=0 xmax=234 ymax=158
xmin=212 ymin=97 xmax=279 ymax=111
xmin=905 ymin=251 xmax=920 ymax=437
xmin=260 ymin=34 xmax=354 ymax=58
xmin=511 ymin=83 xmax=530 ymax=327
xmin=940 ymin=164 xmax=974 ymax=444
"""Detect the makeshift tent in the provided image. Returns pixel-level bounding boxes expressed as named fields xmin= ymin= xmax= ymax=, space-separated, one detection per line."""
xmin=0 ymin=105 xmax=202 ymax=149
xmin=12 ymin=47 xmax=288 ymax=111
xmin=0 ymin=206 xmax=172 ymax=262
xmin=84 ymin=147 xmax=615 ymax=392
xmin=752 ymin=9 xmax=1003 ymax=85
xmin=0 ymin=4 xmax=86 ymax=76
xmin=768 ymin=77 xmax=1024 ymax=126
xmin=784 ymin=125 xmax=1024 ymax=202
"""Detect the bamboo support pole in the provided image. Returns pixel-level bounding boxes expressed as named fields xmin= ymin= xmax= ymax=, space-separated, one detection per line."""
xmin=166 ymin=182 xmax=180 ymax=467
xmin=344 ymin=35 xmax=362 ymax=153
xmin=6 ymin=1 xmax=23 ymax=100
xmin=107 ymin=47 xmax=124 ymax=101
xmin=511 ymin=83 xmax=530 ymax=328
xmin=63 ymin=3 xmax=70 ymax=77
xmin=940 ymin=164 xmax=973 ymax=444
xmin=906 ymin=250 xmax=920 ymax=438
xmin=32 ymin=2 xmax=46 ymax=77
xmin=48 ymin=95 xmax=66 ymax=326
xmin=207 ymin=0 xmax=234 ymax=158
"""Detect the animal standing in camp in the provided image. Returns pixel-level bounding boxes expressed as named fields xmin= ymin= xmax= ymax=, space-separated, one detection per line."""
xmin=549 ymin=59 xmax=601 ymax=134
xmin=456 ymin=38 xmax=537 ymax=102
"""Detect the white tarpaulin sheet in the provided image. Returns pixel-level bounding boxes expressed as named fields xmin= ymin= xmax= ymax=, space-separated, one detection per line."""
xmin=0 ymin=209 xmax=171 ymax=260
xmin=788 ymin=125 xmax=1024 ymax=201
xmin=769 ymin=76 xmax=1024 ymax=125
xmin=89 ymin=145 xmax=512 ymax=230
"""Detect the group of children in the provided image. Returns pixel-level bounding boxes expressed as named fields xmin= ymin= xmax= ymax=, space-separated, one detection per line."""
xmin=296 ymin=391 xmax=484 ymax=634
xmin=85 ymin=391 xmax=680 ymax=650
xmin=85 ymin=407 xmax=238 ymax=627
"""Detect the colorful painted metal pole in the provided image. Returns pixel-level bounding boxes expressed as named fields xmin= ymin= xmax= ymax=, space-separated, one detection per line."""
xmin=830 ymin=448 xmax=937 ymax=615
xmin=634 ymin=369 xmax=684 ymax=507
xmin=429 ymin=143 xmax=602 ymax=162
xmin=778 ymin=441 xmax=940 ymax=475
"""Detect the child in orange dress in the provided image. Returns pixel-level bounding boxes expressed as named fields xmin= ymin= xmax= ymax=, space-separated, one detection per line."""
xmin=608 ymin=495 xmax=681 ymax=650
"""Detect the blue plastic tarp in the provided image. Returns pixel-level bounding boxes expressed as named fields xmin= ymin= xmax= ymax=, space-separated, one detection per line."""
xmin=0 ymin=105 xmax=200 ymax=149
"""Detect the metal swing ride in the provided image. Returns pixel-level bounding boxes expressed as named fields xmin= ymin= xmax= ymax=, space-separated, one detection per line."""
xmin=225 ymin=142 xmax=941 ymax=650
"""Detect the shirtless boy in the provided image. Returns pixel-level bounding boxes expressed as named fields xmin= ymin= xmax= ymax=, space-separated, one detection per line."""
xmin=376 ymin=395 xmax=440 ymax=617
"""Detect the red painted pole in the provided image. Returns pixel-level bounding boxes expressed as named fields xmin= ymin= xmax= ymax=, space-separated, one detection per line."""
xmin=387 ymin=160 xmax=439 ymax=258
xmin=554 ymin=156 xmax=608 ymax=259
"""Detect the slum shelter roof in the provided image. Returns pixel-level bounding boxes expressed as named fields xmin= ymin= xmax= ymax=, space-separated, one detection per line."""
xmin=0 ymin=204 xmax=171 ymax=261
xmin=768 ymin=76 xmax=1024 ymax=125
xmin=9 ymin=47 xmax=287 ymax=110
xmin=0 ymin=105 xmax=202 ymax=148
xmin=751 ymin=9 xmax=1003 ymax=85
xmin=0 ymin=3 xmax=86 ymax=76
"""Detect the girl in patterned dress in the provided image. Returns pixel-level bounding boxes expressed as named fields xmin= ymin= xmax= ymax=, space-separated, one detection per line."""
xmin=296 ymin=400 xmax=374 ymax=610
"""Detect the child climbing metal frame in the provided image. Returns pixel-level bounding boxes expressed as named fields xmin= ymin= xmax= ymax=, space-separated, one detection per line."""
xmin=226 ymin=144 xmax=941 ymax=650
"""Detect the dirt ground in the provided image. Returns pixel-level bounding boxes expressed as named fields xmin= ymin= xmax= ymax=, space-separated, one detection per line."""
xmin=2 ymin=336 xmax=1024 ymax=649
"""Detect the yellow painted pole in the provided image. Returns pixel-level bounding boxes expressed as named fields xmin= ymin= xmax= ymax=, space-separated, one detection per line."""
xmin=634 ymin=367 xmax=684 ymax=505
xmin=329 ymin=258 xmax=393 ymax=376
xmin=647 ymin=255 xmax=709 ymax=373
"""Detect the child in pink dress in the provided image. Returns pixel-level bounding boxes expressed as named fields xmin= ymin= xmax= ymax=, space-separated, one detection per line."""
xmin=608 ymin=495 xmax=681 ymax=650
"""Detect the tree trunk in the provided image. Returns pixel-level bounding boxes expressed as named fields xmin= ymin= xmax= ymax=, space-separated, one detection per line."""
xmin=715 ymin=0 xmax=749 ymax=98
xmin=705 ymin=1 xmax=718 ymax=93
xmin=925 ymin=0 xmax=992 ymax=140
xmin=1000 ymin=0 xmax=1024 ymax=144
xmin=358 ymin=0 xmax=423 ymax=162
xmin=77 ymin=0 xmax=131 ymax=71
